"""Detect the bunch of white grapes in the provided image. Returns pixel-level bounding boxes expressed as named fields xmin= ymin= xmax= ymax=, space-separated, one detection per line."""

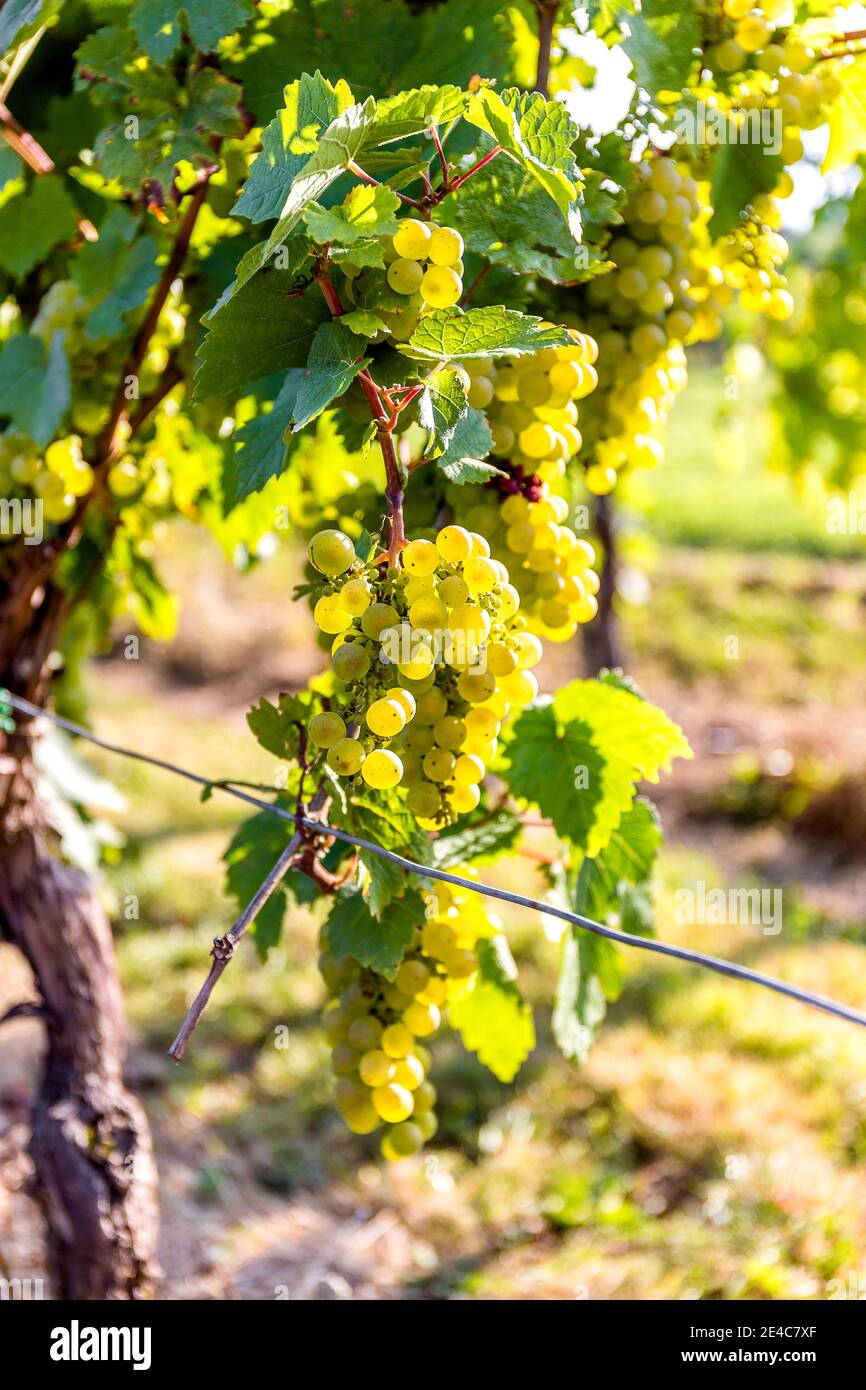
xmin=341 ymin=218 xmax=464 ymax=341
xmin=459 ymin=474 xmax=601 ymax=642
xmin=320 ymin=874 xmax=497 ymax=1159
xmin=460 ymin=330 xmax=599 ymax=482
xmin=306 ymin=524 xmax=539 ymax=825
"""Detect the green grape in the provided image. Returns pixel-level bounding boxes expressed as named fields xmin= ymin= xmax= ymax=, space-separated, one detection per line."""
xmin=309 ymin=711 xmax=347 ymax=748
xmin=392 ymin=218 xmax=432 ymax=260
xmin=387 ymin=258 xmax=425 ymax=295
xmin=309 ymin=528 xmax=357 ymax=577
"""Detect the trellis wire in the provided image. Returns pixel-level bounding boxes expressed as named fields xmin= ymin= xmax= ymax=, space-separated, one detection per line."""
xmin=5 ymin=688 xmax=866 ymax=1032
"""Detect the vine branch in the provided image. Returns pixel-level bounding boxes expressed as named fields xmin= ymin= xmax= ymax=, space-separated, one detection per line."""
xmin=533 ymin=1 xmax=560 ymax=97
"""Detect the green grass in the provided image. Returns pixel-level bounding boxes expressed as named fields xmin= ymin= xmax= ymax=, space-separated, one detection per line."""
xmin=626 ymin=356 xmax=866 ymax=559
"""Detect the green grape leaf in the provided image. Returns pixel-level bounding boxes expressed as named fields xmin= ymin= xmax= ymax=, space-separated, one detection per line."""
xmin=235 ymin=97 xmax=377 ymax=292
xmin=131 ymin=0 xmax=254 ymax=62
xmin=445 ymin=155 xmax=582 ymax=283
xmin=194 ymin=273 xmax=329 ymax=400
xmin=449 ymin=937 xmax=535 ymax=1082
xmin=370 ymin=85 xmax=467 ymax=145
xmin=434 ymin=406 xmax=499 ymax=484
xmin=553 ymin=928 xmax=614 ymax=1066
xmin=0 ymin=146 xmax=20 ymax=193
xmin=246 ymin=691 xmax=312 ymax=760
xmin=332 ymin=791 xmax=431 ymax=917
xmin=0 ymin=175 xmax=78 ymax=280
xmin=575 ymin=797 xmax=662 ymax=918
xmin=432 ymin=810 xmax=523 ymax=867
xmin=708 ymin=141 xmax=783 ymax=238
xmin=224 ymin=809 xmax=318 ymax=959
xmin=72 ymin=209 xmax=162 ymax=341
xmin=304 ymin=183 xmax=401 ymax=246
xmin=292 ymin=321 xmax=370 ymax=432
xmin=406 ymin=306 xmax=570 ymax=362
xmin=464 ymin=87 xmax=581 ymax=224
xmin=825 ymin=55 xmax=866 ymax=171
xmin=325 ymin=886 xmax=426 ymax=978
xmin=614 ymin=0 xmax=699 ymax=96
xmin=0 ymin=331 xmax=70 ymax=446
xmin=225 ymin=371 xmax=302 ymax=509
xmin=0 ymin=0 xmax=60 ymax=54
xmin=504 ymin=679 xmax=690 ymax=856
xmin=417 ymin=366 xmax=468 ymax=458
xmin=237 ymin=0 xmax=515 ymax=126
xmin=340 ymin=309 xmax=390 ymax=336
xmin=233 ymin=70 xmax=355 ymax=223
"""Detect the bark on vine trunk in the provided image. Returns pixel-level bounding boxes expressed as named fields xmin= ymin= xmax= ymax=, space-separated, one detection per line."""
xmin=0 ymin=585 xmax=159 ymax=1298
xmin=582 ymin=494 xmax=624 ymax=675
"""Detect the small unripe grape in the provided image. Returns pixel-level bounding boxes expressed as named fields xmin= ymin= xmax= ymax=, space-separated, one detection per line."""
xmin=438 ymin=574 xmax=470 ymax=607
xmin=454 ymin=753 xmax=484 ymax=786
xmin=420 ymin=265 xmax=462 ymax=308
xmin=402 ymin=538 xmax=439 ymax=576
xmin=309 ymin=711 xmax=347 ymax=748
xmin=361 ymin=601 xmax=400 ymax=639
xmin=314 ymin=594 xmax=352 ymax=635
xmin=309 ymin=528 xmax=356 ymax=576
xmin=332 ymin=641 xmax=371 ymax=682
xmin=392 ymin=1055 xmax=425 ymax=1091
xmin=107 ymin=460 xmax=141 ymax=498
xmin=340 ymin=576 xmax=372 ymax=615
xmin=359 ymin=1049 xmax=395 ymax=1087
xmin=403 ymin=1001 xmax=440 ymax=1037
xmin=388 ymin=258 xmax=425 ymax=295
xmin=381 ymin=1023 xmax=414 ymax=1059
xmin=372 ymin=1083 xmax=414 ymax=1124
xmin=407 ymin=782 xmax=442 ymax=818
xmin=327 ymin=737 xmax=365 ymax=776
xmin=435 ymin=524 xmax=473 ymax=563
xmin=428 ymin=225 xmax=464 ymax=266
xmin=381 ymin=1122 xmax=424 ymax=1159
xmin=423 ymin=747 xmax=456 ymax=783
xmin=361 ymin=748 xmax=403 ymax=789
xmin=347 ymin=1015 xmax=383 ymax=1051
xmin=395 ymin=960 xmax=430 ymax=996
xmin=392 ymin=218 xmax=432 ymax=260
xmin=366 ymin=698 xmax=407 ymax=738
xmin=433 ymin=716 xmax=466 ymax=751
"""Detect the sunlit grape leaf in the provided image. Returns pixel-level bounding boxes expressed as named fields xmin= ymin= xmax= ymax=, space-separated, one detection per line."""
xmin=824 ymin=55 xmax=866 ymax=171
xmin=449 ymin=937 xmax=535 ymax=1082
xmin=505 ymin=679 xmax=690 ymax=856
xmin=464 ymin=87 xmax=581 ymax=224
xmin=612 ymin=0 xmax=699 ymax=96
xmin=235 ymin=98 xmax=377 ymax=291
xmin=224 ymin=371 xmax=302 ymax=509
xmin=370 ymin=84 xmax=466 ymax=145
xmin=304 ymin=183 xmax=401 ymax=246
xmin=0 ymin=331 xmax=70 ymax=446
xmin=435 ymin=408 xmax=499 ymax=484
xmin=0 ymin=175 xmax=77 ymax=280
xmin=292 ymin=321 xmax=370 ymax=431
xmin=553 ymin=928 xmax=612 ymax=1066
xmin=233 ymin=70 xmax=355 ymax=223
xmin=407 ymin=306 xmax=570 ymax=362
xmin=417 ymin=366 xmax=468 ymax=458
xmin=0 ymin=0 xmax=60 ymax=55
xmin=445 ymin=155 xmax=581 ymax=284
xmin=194 ymin=273 xmax=329 ymax=399
xmin=326 ymin=886 xmax=426 ymax=977
xmin=131 ymin=0 xmax=254 ymax=62
xmin=246 ymin=691 xmax=312 ymax=759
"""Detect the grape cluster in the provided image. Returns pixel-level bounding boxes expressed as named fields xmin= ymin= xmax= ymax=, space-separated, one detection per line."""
xmin=461 ymin=330 xmax=599 ymax=482
xmin=575 ymin=156 xmax=698 ymax=490
xmin=458 ymin=472 xmax=601 ymax=642
xmin=341 ymin=219 xmax=464 ymax=342
xmin=320 ymin=875 xmax=495 ymax=1159
xmin=307 ymin=525 xmax=538 ymax=824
